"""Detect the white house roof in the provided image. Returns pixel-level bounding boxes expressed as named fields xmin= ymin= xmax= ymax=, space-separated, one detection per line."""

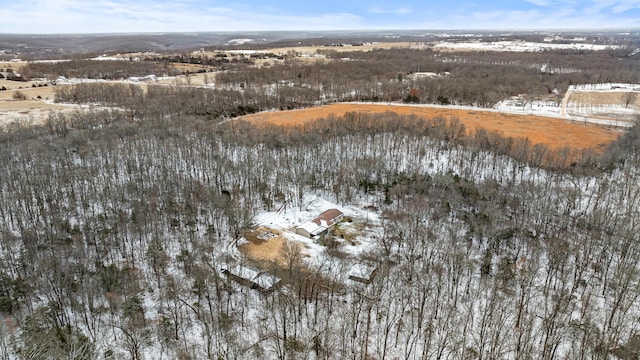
xmin=298 ymin=221 xmax=327 ymax=236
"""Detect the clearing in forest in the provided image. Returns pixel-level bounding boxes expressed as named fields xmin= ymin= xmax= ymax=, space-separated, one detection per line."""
xmin=238 ymin=227 xmax=286 ymax=263
xmin=239 ymin=103 xmax=622 ymax=152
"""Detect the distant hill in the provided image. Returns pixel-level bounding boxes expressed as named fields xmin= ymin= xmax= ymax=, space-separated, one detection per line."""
xmin=2 ymin=29 xmax=636 ymax=59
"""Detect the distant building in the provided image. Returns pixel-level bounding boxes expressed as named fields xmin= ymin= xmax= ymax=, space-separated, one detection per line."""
xmin=296 ymin=209 xmax=344 ymax=239
xmin=221 ymin=265 xmax=281 ymax=294
xmin=348 ymin=263 xmax=379 ymax=284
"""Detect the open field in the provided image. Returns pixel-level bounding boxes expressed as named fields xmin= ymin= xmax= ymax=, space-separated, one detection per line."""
xmin=262 ymin=41 xmax=414 ymax=55
xmin=0 ymin=79 xmax=58 ymax=125
xmin=238 ymin=236 xmax=287 ymax=264
xmin=193 ymin=42 xmax=416 ymax=66
xmin=153 ymin=72 xmax=215 ymax=86
xmin=238 ymin=227 xmax=292 ymax=265
xmin=240 ymin=103 xmax=622 ymax=152
xmin=194 ymin=42 xmax=414 ymax=58
xmin=1 ymin=73 xmax=631 ymax=150
xmin=569 ymin=91 xmax=640 ymax=107
xmin=560 ymin=85 xmax=640 ymax=122
xmin=566 ymin=91 xmax=640 ymax=121
xmin=0 ymin=73 xmax=216 ymax=125
xmin=0 ymin=82 xmax=65 ymax=125
xmin=0 ymin=82 xmax=56 ymax=98
xmin=0 ymin=61 xmax=27 ymax=70
xmin=0 ymin=101 xmax=90 ymax=126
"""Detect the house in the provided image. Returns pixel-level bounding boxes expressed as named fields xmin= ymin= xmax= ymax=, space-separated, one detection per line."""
xmin=221 ymin=265 xmax=281 ymax=294
xmin=295 ymin=209 xmax=344 ymax=239
xmin=348 ymin=263 xmax=379 ymax=284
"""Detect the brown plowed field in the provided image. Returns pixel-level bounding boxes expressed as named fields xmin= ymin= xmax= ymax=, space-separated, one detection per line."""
xmin=239 ymin=227 xmax=288 ymax=264
xmin=239 ymin=235 xmax=285 ymax=263
xmin=240 ymin=103 xmax=622 ymax=152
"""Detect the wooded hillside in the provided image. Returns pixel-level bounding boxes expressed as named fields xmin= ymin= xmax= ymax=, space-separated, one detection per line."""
xmin=0 ymin=108 xmax=640 ymax=358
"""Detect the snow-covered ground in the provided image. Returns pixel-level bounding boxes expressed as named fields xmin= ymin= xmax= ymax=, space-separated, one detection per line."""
xmin=252 ymin=195 xmax=376 ymax=231
xmin=227 ymin=49 xmax=268 ymax=55
xmin=362 ymin=81 xmax=639 ymax=127
xmin=250 ymin=194 xmax=381 ymax=261
xmin=54 ymin=75 xmax=169 ymax=85
xmin=226 ymin=38 xmax=256 ymax=46
xmin=493 ymin=99 xmax=562 ymax=117
xmin=90 ymin=55 xmax=130 ymax=61
xmin=434 ymin=40 xmax=621 ymax=52
xmin=569 ymin=83 xmax=640 ymax=92
xmin=350 ymin=100 xmax=633 ymax=127
xmin=90 ymin=52 xmax=160 ymax=61
xmin=30 ymin=59 xmax=72 ymax=64
xmin=565 ymin=103 xmax=639 ymax=123
xmin=562 ymin=83 xmax=640 ymax=123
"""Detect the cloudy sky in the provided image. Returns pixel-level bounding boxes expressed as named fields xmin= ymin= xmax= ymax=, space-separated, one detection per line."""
xmin=0 ymin=0 xmax=639 ymax=34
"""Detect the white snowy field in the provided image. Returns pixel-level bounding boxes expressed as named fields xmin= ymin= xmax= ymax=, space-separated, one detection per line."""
xmin=434 ymin=40 xmax=621 ymax=52
xmin=569 ymin=83 xmax=640 ymax=92
xmin=492 ymin=99 xmax=635 ymax=126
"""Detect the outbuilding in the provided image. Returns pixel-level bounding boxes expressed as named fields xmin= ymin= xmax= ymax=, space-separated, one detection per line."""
xmin=348 ymin=263 xmax=379 ymax=284
xmin=221 ymin=265 xmax=281 ymax=294
xmin=295 ymin=208 xmax=344 ymax=239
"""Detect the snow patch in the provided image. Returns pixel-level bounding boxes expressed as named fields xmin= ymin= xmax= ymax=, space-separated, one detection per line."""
xmin=226 ymin=38 xmax=255 ymax=46
xmin=434 ymin=40 xmax=619 ymax=52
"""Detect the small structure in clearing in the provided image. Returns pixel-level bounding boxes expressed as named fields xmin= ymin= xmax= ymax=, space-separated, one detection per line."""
xmin=348 ymin=263 xmax=379 ymax=284
xmin=296 ymin=209 xmax=344 ymax=239
xmin=221 ymin=265 xmax=281 ymax=294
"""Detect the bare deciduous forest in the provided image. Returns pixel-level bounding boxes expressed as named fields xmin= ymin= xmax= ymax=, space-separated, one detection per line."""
xmin=1 ymin=32 xmax=640 ymax=359
xmin=37 ymin=47 xmax=640 ymax=110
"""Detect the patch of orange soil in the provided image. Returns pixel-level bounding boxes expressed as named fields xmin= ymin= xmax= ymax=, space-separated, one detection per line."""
xmin=238 ymin=236 xmax=286 ymax=263
xmin=239 ymin=227 xmax=310 ymax=264
xmin=238 ymin=227 xmax=289 ymax=263
xmin=240 ymin=103 xmax=621 ymax=152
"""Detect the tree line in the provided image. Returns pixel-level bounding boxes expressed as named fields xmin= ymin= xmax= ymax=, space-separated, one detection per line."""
xmin=19 ymin=60 xmax=182 ymax=81
xmin=217 ymin=47 xmax=640 ymax=106
xmin=17 ymin=46 xmax=640 ymax=109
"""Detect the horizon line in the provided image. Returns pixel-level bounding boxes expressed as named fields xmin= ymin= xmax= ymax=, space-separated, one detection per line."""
xmin=2 ymin=28 xmax=640 ymax=37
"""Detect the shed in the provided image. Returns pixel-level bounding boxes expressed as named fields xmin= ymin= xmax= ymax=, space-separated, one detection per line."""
xmin=348 ymin=263 xmax=379 ymax=284
xmin=221 ymin=265 xmax=281 ymax=294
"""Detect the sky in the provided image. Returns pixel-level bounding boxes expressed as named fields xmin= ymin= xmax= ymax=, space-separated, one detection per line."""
xmin=0 ymin=0 xmax=639 ymax=34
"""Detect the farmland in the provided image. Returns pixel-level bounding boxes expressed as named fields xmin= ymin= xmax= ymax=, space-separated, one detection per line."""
xmin=240 ymin=102 xmax=621 ymax=152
